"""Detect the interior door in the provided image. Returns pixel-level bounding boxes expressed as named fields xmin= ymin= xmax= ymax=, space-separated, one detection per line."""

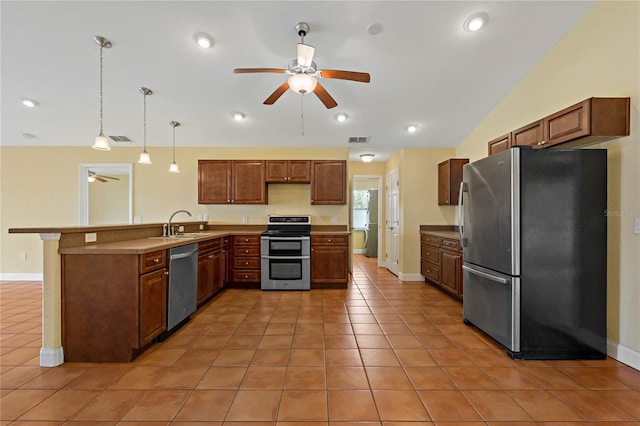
xmin=385 ymin=169 xmax=400 ymax=276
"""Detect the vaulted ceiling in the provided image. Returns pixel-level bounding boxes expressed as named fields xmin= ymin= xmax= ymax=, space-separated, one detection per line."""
xmin=1 ymin=1 xmax=596 ymax=161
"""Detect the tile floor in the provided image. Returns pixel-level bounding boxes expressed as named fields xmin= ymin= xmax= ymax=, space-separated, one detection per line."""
xmin=1 ymin=255 xmax=640 ymax=425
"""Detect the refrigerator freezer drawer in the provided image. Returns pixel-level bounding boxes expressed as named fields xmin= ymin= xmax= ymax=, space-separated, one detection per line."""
xmin=463 ymin=263 xmax=520 ymax=352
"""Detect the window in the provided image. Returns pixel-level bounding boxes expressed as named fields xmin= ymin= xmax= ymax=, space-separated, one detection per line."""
xmin=352 ymin=190 xmax=368 ymax=229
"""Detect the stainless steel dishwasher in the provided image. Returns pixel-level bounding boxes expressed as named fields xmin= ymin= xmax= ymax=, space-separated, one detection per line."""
xmin=166 ymin=243 xmax=198 ymax=332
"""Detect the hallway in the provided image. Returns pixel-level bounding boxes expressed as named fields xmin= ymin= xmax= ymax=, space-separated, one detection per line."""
xmin=1 ymin=255 xmax=639 ymax=423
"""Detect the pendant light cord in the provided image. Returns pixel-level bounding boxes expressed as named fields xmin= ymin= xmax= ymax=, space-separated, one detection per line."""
xmin=172 ymin=125 xmax=176 ymax=161
xmin=98 ymin=44 xmax=104 ymax=136
xmin=143 ymin=92 xmax=147 ymax=151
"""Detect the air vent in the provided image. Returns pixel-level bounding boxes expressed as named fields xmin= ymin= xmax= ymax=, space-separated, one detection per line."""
xmin=347 ymin=136 xmax=370 ymax=144
xmin=108 ymin=135 xmax=133 ymax=143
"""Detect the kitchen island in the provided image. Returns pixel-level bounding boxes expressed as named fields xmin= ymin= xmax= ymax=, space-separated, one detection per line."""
xmin=9 ymin=222 xmax=350 ymax=365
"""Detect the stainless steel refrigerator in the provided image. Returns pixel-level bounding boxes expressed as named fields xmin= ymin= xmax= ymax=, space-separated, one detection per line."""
xmin=458 ymin=146 xmax=607 ymax=360
xmin=364 ymin=190 xmax=378 ymax=258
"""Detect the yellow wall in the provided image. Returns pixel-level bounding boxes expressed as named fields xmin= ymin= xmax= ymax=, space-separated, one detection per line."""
xmin=89 ymin=174 xmax=129 ymax=225
xmin=455 ymin=1 xmax=640 ymax=353
xmin=1 ymin=146 xmax=348 ymax=274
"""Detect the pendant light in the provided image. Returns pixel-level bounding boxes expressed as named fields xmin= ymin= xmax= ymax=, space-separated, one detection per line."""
xmin=168 ymin=121 xmax=180 ymax=173
xmin=138 ymin=87 xmax=153 ymax=164
xmin=92 ymin=36 xmax=112 ymax=150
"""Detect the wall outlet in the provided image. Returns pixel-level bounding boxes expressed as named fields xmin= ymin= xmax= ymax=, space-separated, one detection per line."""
xmin=634 ymin=218 xmax=640 ymax=235
xmin=20 ymin=252 xmax=27 ymax=261
xmin=242 ymin=216 xmax=249 ymax=224
xmin=199 ymin=224 xmax=204 ymax=230
xmin=197 ymin=214 xmax=203 ymax=221
xmin=85 ymin=233 xmax=97 ymax=243
xmin=178 ymin=225 xmax=184 ymax=232
xmin=331 ymin=216 xmax=338 ymax=224
xmin=133 ymin=216 xmax=142 ymax=224
xmin=203 ymin=214 xmax=209 ymax=221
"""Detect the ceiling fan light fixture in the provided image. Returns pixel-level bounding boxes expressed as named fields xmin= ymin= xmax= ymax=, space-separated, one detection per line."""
xmin=288 ymin=73 xmax=317 ymax=94
xmin=464 ymin=12 xmax=489 ymax=32
xmin=194 ymin=32 xmax=214 ymax=49
xmin=360 ymin=153 xmax=375 ymax=163
xmin=87 ymin=174 xmax=96 ymax=183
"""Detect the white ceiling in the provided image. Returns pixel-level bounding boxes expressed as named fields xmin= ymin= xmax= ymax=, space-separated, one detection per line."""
xmin=1 ymin=1 xmax=596 ymax=162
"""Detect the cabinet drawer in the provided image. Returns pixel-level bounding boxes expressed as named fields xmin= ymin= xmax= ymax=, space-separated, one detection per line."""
xmin=199 ymin=237 xmax=223 ymax=254
xmin=421 ymin=235 xmax=441 ymax=247
xmin=140 ymin=250 xmax=166 ymax=274
xmin=233 ymin=257 xmax=261 ymax=270
xmin=422 ymin=246 xmax=440 ymax=263
xmin=311 ymin=235 xmax=348 ymax=245
xmin=421 ymin=260 xmax=440 ymax=282
xmin=441 ymin=239 xmax=460 ymax=252
xmin=233 ymin=235 xmax=260 ymax=245
xmin=233 ymin=246 xmax=260 ymax=257
xmin=232 ymin=270 xmax=260 ymax=282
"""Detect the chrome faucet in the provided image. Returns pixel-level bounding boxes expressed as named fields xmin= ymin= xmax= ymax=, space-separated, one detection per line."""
xmin=167 ymin=210 xmax=191 ymax=236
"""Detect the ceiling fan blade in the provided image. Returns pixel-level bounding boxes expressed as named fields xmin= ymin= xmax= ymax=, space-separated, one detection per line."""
xmin=233 ymin=68 xmax=286 ymax=74
xmin=320 ymin=69 xmax=371 ymax=83
xmin=264 ymin=82 xmax=290 ymax=105
xmin=95 ymin=176 xmax=108 ymax=183
xmin=313 ymin=82 xmax=338 ymax=109
xmin=296 ymin=43 xmax=315 ymax=67
xmin=99 ymin=175 xmax=120 ymax=180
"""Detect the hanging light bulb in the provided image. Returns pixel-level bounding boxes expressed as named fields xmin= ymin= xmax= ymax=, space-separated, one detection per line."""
xmin=169 ymin=121 xmax=181 ymax=173
xmin=138 ymin=87 xmax=153 ymax=164
xmin=92 ymin=36 xmax=112 ymax=150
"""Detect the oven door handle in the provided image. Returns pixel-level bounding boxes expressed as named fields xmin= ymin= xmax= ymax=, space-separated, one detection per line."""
xmin=261 ymin=255 xmax=310 ymax=260
xmin=261 ymin=236 xmax=310 ymax=240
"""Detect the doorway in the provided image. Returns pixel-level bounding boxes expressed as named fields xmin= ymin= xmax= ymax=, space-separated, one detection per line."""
xmin=385 ymin=169 xmax=400 ymax=276
xmin=351 ymin=175 xmax=382 ymax=264
xmin=79 ymin=163 xmax=133 ymax=225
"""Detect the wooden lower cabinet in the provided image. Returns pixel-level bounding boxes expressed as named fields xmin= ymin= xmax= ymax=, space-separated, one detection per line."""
xmin=62 ymin=250 xmax=168 ymax=362
xmin=229 ymin=235 xmax=261 ymax=286
xmin=311 ymin=234 xmax=349 ymax=287
xmin=420 ymin=232 xmax=463 ymax=300
xmin=197 ymin=237 xmax=226 ymax=306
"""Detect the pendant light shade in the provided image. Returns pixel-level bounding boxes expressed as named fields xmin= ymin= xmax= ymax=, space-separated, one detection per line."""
xmin=169 ymin=121 xmax=181 ymax=173
xmin=138 ymin=87 xmax=153 ymax=164
xmin=92 ymin=36 xmax=112 ymax=151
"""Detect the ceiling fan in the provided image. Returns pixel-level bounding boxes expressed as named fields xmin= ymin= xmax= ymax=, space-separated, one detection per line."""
xmin=233 ymin=22 xmax=370 ymax=109
xmin=88 ymin=170 xmax=120 ymax=183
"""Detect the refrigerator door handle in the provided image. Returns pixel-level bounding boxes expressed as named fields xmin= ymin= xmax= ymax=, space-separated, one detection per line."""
xmin=462 ymin=264 xmax=509 ymax=284
xmin=458 ymin=182 xmax=467 ymax=246
xmin=363 ymin=227 xmax=368 ymax=248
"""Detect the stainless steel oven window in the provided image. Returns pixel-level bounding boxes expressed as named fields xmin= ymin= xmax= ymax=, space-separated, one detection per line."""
xmin=269 ymin=240 xmax=302 ymax=256
xmin=269 ymin=258 xmax=303 ymax=280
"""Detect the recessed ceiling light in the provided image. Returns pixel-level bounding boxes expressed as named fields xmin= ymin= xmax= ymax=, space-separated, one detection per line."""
xmin=194 ymin=32 xmax=214 ymax=49
xmin=463 ymin=12 xmax=489 ymax=32
xmin=22 ymin=98 xmax=38 ymax=108
xmin=406 ymin=124 xmax=418 ymax=133
xmin=233 ymin=112 xmax=246 ymax=121
xmin=336 ymin=113 xmax=348 ymax=122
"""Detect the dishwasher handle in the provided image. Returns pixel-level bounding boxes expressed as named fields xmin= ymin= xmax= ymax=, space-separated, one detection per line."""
xmin=170 ymin=249 xmax=198 ymax=260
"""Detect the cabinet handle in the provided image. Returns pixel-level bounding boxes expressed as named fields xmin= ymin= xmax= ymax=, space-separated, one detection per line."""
xmin=245 ymin=261 xmax=249 ymax=265
xmin=245 ymin=274 xmax=249 ymax=278
xmin=244 ymin=238 xmax=249 ymax=242
xmin=164 ymin=271 xmax=169 ymax=275
xmin=245 ymin=250 xmax=249 ymax=254
xmin=153 ymin=258 xmax=159 ymax=263
xmin=328 ymin=239 xmax=332 ymax=242
xmin=227 ymin=199 xmax=231 ymax=203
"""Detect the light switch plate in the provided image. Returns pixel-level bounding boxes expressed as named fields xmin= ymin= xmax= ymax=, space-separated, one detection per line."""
xmin=85 ymin=233 xmax=97 ymax=243
xmin=634 ymin=218 xmax=640 ymax=234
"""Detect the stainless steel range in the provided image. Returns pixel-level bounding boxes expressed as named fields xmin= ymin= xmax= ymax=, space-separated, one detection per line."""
xmin=261 ymin=215 xmax=311 ymax=290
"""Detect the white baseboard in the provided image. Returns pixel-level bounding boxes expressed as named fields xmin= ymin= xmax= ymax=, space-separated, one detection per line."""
xmin=0 ymin=273 xmax=43 ymax=281
xmin=40 ymin=347 xmax=64 ymax=367
xmin=607 ymin=339 xmax=640 ymax=371
xmin=398 ymin=272 xmax=425 ymax=281
xmin=353 ymin=249 xmax=366 ymax=254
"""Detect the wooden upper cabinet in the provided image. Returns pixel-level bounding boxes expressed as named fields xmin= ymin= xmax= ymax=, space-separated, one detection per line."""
xmin=512 ymin=120 xmax=544 ymax=147
xmin=266 ymin=160 xmax=311 ymax=183
xmin=310 ymin=160 xmax=346 ymax=205
xmin=198 ymin=160 xmax=232 ymax=204
xmin=198 ymin=160 xmax=267 ymax=204
xmin=232 ymin=160 xmax=267 ymax=204
xmin=488 ymin=133 xmax=512 ymax=156
xmin=541 ymin=97 xmax=630 ymax=148
xmin=438 ymin=159 xmax=469 ymax=205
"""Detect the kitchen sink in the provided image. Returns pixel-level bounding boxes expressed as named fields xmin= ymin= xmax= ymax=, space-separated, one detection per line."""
xmin=148 ymin=232 xmax=218 ymax=240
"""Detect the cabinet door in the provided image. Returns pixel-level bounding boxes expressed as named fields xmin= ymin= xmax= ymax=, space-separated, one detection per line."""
xmin=487 ymin=133 xmax=512 ymax=156
xmin=311 ymin=245 xmax=348 ymax=283
xmin=232 ymin=160 xmax=267 ymax=204
xmin=440 ymin=251 xmax=460 ymax=296
xmin=512 ymin=120 xmax=543 ymax=148
xmin=288 ymin=160 xmax=311 ymax=182
xmin=197 ymin=253 xmax=213 ymax=305
xmin=265 ymin=160 xmax=288 ymax=182
xmin=198 ymin=160 xmax=232 ymax=204
xmin=139 ymin=268 xmax=167 ymax=346
xmin=212 ymin=249 xmax=225 ymax=294
xmin=311 ymin=160 xmax=346 ymax=205
xmin=438 ymin=159 xmax=468 ymax=205
xmin=542 ymin=99 xmax=590 ymax=148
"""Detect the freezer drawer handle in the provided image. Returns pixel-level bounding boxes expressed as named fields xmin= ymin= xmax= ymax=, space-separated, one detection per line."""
xmin=462 ymin=265 xmax=509 ymax=284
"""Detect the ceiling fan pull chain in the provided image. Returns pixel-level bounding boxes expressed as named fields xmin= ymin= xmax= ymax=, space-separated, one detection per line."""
xmin=300 ymin=94 xmax=305 ymax=136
